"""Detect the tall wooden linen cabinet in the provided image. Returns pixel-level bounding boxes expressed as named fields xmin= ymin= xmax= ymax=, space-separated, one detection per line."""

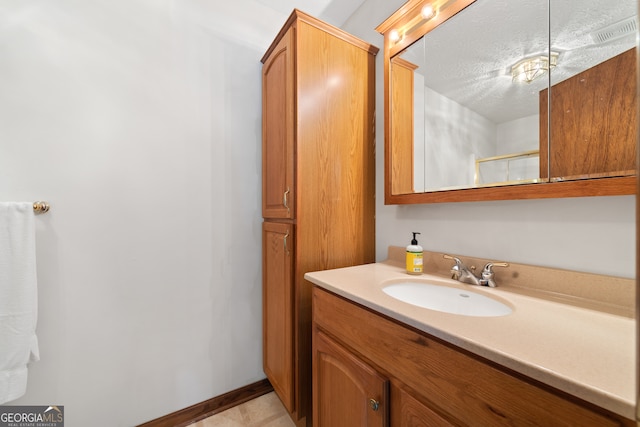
xmin=261 ymin=9 xmax=378 ymax=427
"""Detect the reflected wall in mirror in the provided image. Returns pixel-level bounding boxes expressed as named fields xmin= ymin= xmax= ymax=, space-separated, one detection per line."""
xmin=378 ymin=0 xmax=637 ymax=204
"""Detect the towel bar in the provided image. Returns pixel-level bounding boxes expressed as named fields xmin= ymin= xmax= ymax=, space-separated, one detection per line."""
xmin=33 ymin=201 xmax=50 ymax=214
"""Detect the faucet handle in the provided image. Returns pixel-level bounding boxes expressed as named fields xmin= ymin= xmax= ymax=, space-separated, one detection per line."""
xmin=481 ymin=262 xmax=509 ymax=287
xmin=443 ymin=254 xmax=463 ymax=265
xmin=444 ymin=255 xmax=477 ymax=279
xmin=482 ymin=262 xmax=509 ymax=272
xmin=443 ymin=254 xmax=463 ymax=279
xmin=444 ymin=254 xmax=479 ymax=271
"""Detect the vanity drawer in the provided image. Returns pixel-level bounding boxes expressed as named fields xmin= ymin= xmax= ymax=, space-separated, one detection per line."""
xmin=312 ymin=287 xmax=633 ymax=427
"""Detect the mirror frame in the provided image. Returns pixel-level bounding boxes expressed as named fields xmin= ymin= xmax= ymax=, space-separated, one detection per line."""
xmin=376 ymin=0 xmax=636 ymax=204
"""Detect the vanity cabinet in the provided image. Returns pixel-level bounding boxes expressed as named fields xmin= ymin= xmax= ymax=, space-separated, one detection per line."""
xmin=313 ymin=328 xmax=453 ymax=427
xmin=312 ymin=286 xmax=634 ymax=427
xmin=261 ymin=9 xmax=378 ymax=426
xmin=313 ymin=330 xmax=388 ymax=427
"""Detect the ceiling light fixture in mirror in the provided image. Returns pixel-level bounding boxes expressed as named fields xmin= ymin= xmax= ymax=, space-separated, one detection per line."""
xmin=511 ymin=52 xmax=559 ymax=84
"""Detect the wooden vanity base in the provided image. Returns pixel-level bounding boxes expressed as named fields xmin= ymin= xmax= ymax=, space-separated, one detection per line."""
xmin=312 ymin=286 xmax=634 ymax=427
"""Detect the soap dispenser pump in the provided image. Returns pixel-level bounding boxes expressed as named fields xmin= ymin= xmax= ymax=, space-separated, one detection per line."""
xmin=406 ymin=232 xmax=423 ymax=275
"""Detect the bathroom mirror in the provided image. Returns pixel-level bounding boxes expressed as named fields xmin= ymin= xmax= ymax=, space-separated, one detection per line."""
xmin=378 ymin=0 xmax=637 ymax=204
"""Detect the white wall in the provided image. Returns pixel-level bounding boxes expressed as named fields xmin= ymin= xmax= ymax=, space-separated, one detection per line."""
xmin=344 ymin=0 xmax=635 ymax=278
xmin=496 ymin=114 xmax=539 ymax=155
xmin=0 ymin=1 xmax=268 ymax=425
xmin=423 ymin=86 xmax=497 ymax=190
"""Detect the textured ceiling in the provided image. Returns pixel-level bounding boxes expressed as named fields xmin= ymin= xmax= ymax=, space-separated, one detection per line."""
xmin=401 ymin=0 xmax=637 ymax=124
xmin=252 ymin=0 xmax=368 ymax=27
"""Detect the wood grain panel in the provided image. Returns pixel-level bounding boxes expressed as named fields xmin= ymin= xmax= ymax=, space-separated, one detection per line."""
xmin=390 ymin=382 xmax=455 ymax=427
xmin=262 ymin=221 xmax=295 ymax=413
xmin=313 ymin=330 xmax=389 ymax=427
xmin=313 ymin=287 xmax=634 ymax=427
xmin=296 ymin=20 xmax=376 ymax=273
xmin=292 ymin=21 xmax=377 ymax=426
xmin=541 ymin=48 xmax=637 ymax=180
xmin=391 ymin=58 xmax=417 ymax=195
xmin=261 ymin=9 xmax=378 ymax=63
xmin=385 ymin=175 xmax=635 ymax=204
xmin=262 ymin=28 xmax=295 ymax=219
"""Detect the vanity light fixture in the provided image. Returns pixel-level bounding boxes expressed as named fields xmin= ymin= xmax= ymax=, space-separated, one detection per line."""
xmin=421 ymin=4 xmax=436 ymax=20
xmin=510 ymin=52 xmax=559 ymax=84
xmin=389 ymin=29 xmax=402 ymax=43
xmin=389 ymin=3 xmax=438 ymax=45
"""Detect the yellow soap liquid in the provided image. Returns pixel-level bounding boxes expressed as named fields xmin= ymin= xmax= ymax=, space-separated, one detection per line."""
xmin=406 ymin=251 xmax=423 ymax=275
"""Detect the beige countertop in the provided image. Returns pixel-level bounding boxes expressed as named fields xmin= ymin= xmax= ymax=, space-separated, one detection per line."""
xmin=304 ymin=260 xmax=636 ymax=420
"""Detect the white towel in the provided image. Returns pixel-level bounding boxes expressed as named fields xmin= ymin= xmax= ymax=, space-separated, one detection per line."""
xmin=0 ymin=202 xmax=39 ymax=404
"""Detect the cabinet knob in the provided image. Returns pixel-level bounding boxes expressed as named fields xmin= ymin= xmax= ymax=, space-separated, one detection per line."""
xmin=369 ymin=398 xmax=380 ymax=411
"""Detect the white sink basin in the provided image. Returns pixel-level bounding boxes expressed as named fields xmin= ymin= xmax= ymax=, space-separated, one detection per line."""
xmin=382 ymin=281 xmax=512 ymax=317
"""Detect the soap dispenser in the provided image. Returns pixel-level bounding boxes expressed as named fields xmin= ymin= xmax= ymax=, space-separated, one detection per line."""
xmin=406 ymin=232 xmax=423 ymax=275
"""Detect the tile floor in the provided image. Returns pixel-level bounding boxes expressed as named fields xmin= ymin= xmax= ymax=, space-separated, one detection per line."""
xmin=188 ymin=392 xmax=296 ymax=427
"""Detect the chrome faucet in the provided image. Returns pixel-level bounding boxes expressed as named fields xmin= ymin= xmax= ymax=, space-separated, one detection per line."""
xmin=444 ymin=255 xmax=508 ymax=287
xmin=446 ymin=255 xmax=481 ymax=285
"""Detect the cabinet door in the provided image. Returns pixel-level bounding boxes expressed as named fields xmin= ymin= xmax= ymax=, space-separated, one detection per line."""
xmin=390 ymin=383 xmax=455 ymax=427
xmin=262 ymin=25 xmax=295 ymax=219
xmin=263 ymin=221 xmax=294 ymax=412
xmin=540 ymin=48 xmax=637 ymax=181
xmin=313 ymin=330 xmax=388 ymax=427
